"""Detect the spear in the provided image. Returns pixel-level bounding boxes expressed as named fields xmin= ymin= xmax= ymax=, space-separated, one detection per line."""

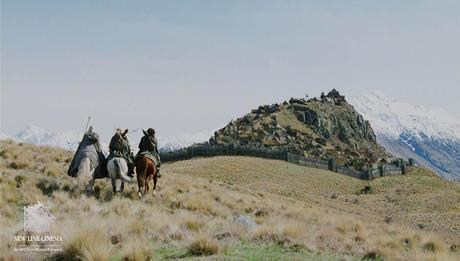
xmin=84 ymin=116 xmax=91 ymax=132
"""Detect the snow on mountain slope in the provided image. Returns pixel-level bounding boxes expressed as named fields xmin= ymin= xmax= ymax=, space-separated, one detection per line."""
xmin=14 ymin=124 xmax=54 ymax=146
xmin=158 ymin=130 xmax=214 ymax=153
xmin=2 ymin=125 xmax=214 ymax=154
xmin=351 ymin=92 xmax=460 ymax=141
xmin=2 ymin=125 xmax=87 ymax=151
xmin=351 ymin=92 xmax=460 ymax=181
xmin=46 ymin=131 xmax=85 ymax=151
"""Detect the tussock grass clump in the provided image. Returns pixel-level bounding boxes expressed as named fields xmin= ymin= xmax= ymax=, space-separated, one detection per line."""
xmin=36 ymin=178 xmax=60 ymax=196
xmin=362 ymin=251 xmax=384 ymax=261
xmin=58 ymin=226 xmax=111 ymax=261
xmin=14 ymin=175 xmax=26 ymax=187
xmin=181 ymin=213 xmax=204 ymax=232
xmin=422 ymin=238 xmax=445 ymax=253
xmin=8 ymin=157 xmax=31 ymax=169
xmin=44 ymin=163 xmax=62 ymax=177
xmin=188 ymin=237 xmax=219 ymax=256
xmin=120 ymin=239 xmax=153 ymax=261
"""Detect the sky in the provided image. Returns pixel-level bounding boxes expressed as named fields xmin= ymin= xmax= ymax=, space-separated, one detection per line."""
xmin=1 ymin=0 xmax=459 ymax=138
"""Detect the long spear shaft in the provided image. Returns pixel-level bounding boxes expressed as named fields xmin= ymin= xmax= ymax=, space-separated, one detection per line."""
xmin=84 ymin=116 xmax=91 ymax=132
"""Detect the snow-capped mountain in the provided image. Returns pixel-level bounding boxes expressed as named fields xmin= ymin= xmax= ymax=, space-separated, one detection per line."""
xmin=1 ymin=124 xmax=214 ymax=154
xmin=158 ymin=130 xmax=214 ymax=153
xmin=1 ymin=124 xmax=86 ymax=151
xmin=351 ymin=92 xmax=460 ymax=181
xmin=14 ymin=124 xmax=55 ymax=146
xmin=45 ymin=130 xmax=86 ymax=150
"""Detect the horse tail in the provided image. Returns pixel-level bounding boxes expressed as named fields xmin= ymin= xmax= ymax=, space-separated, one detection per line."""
xmin=117 ymin=158 xmax=133 ymax=183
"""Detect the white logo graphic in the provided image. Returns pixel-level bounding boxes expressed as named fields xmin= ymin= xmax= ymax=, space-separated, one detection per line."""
xmin=24 ymin=201 xmax=56 ymax=233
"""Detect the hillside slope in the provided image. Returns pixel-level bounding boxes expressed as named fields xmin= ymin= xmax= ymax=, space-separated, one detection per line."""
xmin=210 ymin=90 xmax=387 ymax=170
xmin=170 ymin=156 xmax=460 ymax=243
xmin=0 ymin=141 xmax=459 ymax=260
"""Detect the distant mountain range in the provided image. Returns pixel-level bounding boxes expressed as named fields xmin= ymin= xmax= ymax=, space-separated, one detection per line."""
xmin=158 ymin=130 xmax=215 ymax=153
xmin=2 ymin=92 xmax=459 ymax=181
xmin=0 ymin=124 xmax=211 ymax=154
xmin=1 ymin=124 xmax=84 ymax=150
xmin=351 ymin=92 xmax=460 ymax=181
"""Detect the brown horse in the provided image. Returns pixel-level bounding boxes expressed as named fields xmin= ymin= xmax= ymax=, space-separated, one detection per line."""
xmin=135 ymin=156 xmax=158 ymax=198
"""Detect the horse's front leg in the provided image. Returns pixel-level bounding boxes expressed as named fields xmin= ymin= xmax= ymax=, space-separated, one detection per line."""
xmin=85 ymin=177 xmax=95 ymax=196
xmin=85 ymin=168 xmax=96 ymax=196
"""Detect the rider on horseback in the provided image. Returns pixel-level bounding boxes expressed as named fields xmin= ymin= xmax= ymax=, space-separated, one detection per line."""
xmin=68 ymin=126 xmax=107 ymax=178
xmin=108 ymin=128 xmax=135 ymax=177
xmin=137 ymin=128 xmax=162 ymax=177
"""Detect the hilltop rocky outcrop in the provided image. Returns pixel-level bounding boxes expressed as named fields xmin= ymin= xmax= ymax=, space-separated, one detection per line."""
xmin=210 ymin=89 xmax=388 ymax=169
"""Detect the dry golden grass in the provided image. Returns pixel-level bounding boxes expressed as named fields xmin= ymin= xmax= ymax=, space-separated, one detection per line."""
xmin=57 ymin=225 xmax=112 ymax=260
xmin=0 ymin=141 xmax=459 ymax=260
xmin=168 ymin=156 xmax=460 ymax=243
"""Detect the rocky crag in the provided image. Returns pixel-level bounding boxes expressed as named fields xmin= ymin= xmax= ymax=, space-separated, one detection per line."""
xmin=210 ymin=90 xmax=388 ymax=170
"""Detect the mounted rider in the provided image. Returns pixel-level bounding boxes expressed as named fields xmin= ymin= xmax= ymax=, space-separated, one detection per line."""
xmin=137 ymin=128 xmax=162 ymax=177
xmin=108 ymin=128 xmax=135 ymax=177
xmin=68 ymin=126 xmax=107 ymax=178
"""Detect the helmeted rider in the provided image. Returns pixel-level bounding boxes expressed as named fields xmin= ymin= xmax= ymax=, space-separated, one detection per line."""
xmin=108 ymin=128 xmax=135 ymax=177
xmin=137 ymin=128 xmax=162 ymax=177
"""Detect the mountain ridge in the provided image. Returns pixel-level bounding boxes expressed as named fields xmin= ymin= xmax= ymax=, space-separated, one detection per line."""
xmin=351 ymin=92 xmax=460 ymax=181
xmin=0 ymin=125 xmax=211 ymax=153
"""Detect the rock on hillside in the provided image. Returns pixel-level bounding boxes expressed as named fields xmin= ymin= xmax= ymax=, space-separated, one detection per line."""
xmin=210 ymin=89 xmax=387 ymax=169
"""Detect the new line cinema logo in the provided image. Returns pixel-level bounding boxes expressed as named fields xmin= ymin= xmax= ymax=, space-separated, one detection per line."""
xmin=13 ymin=202 xmax=63 ymax=252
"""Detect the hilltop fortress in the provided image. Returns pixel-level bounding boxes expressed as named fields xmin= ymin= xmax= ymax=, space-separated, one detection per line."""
xmin=209 ymin=90 xmax=388 ymax=170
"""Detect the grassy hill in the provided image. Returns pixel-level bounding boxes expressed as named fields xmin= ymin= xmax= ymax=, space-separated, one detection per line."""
xmin=0 ymin=140 xmax=459 ymax=260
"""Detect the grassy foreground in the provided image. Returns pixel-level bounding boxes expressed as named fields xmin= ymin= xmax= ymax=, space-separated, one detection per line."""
xmin=0 ymin=140 xmax=459 ymax=260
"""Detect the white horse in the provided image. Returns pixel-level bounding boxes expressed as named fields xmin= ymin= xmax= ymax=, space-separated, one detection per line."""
xmin=107 ymin=157 xmax=133 ymax=194
xmin=68 ymin=127 xmax=106 ymax=196
xmin=76 ymin=156 xmax=96 ymax=195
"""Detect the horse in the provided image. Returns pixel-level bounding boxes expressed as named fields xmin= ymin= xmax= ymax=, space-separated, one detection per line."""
xmin=107 ymin=157 xmax=133 ymax=194
xmin=135 ymin=155 xmax=158 ymax=198
xmin=67 ymin=127 xmax=107 ymax=195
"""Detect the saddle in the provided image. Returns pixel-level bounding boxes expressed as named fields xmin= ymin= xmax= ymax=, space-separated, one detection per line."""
xmin=137 ymin=151 xmax=159 ymax=166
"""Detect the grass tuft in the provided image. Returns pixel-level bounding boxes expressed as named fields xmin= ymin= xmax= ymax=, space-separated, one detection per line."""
xmin=188 ymin=237 xmax=219 ymax=256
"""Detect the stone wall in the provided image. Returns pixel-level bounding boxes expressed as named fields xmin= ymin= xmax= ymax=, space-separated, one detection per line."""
xmin=160 ymin=144 xmax=410 ymax=180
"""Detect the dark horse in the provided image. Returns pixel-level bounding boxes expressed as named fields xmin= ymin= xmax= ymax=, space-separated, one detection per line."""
xmin=135 ymin=156 xmax=158 ymax=198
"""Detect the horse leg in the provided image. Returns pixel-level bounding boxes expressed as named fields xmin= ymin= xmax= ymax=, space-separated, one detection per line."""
xmin=120 ymin=180 xmax=125 ymax=193
xmin=77 ymin=157 xmax=90 ymax=192
xmin=137 ymin=163 xmax=145 ymax=199
xmin=145 ymin=178 xmax=150 ymax=195
xmin=85 ymin=176 xmax=95 ymax=196
xmin=138 ymin=181 xmax=144 ymax=199
xmin=152 ymin=176 xmax=157 ymax=197
xmin=111 ymin=176 xmax=117 ymax=194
